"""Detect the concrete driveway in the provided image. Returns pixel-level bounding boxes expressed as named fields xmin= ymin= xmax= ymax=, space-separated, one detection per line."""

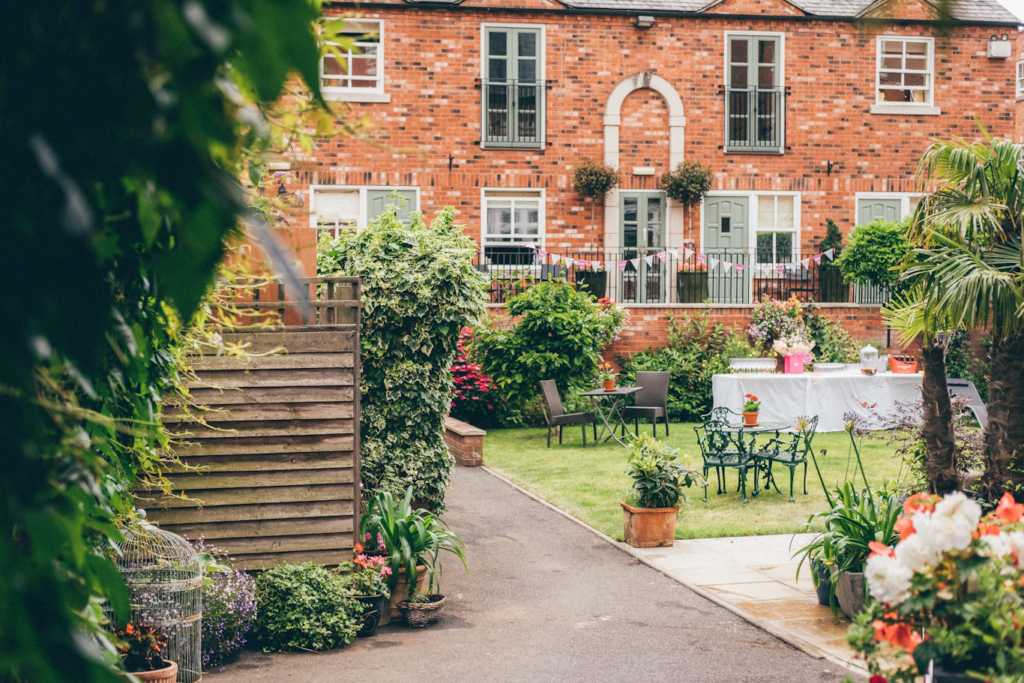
xmin=209 ymin=466 xmax=845 ymax=683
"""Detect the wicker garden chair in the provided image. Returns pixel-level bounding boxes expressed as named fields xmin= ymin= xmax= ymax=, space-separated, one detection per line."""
xmin=539 ymin=380 xmax=597 ymax=448
xmin=755 ymin=415 xmax=819 ymax=502
xmin=694 ymin=418 xmax=757 ymax=503
xmin=621 ymin=371 xmax=670 ymax=437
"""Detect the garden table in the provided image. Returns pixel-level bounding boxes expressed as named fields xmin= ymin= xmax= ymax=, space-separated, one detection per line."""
xmin=580 ymin=386 xmax=642 ymax=448
xmin=715 ymin=421 xmax=790 ymax=500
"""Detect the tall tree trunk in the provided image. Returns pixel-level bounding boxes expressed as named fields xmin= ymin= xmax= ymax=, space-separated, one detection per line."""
xmin=981 ymin=331 xmax=1024 ymax=498
xmin=920 ymin=343 xmax=959 ymax=495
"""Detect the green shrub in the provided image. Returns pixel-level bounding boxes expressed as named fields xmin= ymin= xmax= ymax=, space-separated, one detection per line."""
xmin=805 ymin=307 xmax=858 ymax=363
xmin=661 ymin=160 xmax=714 ymax=206
xmin=625 ymin=433 xmax=703 ymax=508
xmin=254 ymin=563 xmax=361 ymax=652
xmin=472 ymin=280 xmax=626 ymax=424
xmin=817 ymin=219 xmax=844 ymax=273
xmin=570 ymin=158 xmax=620 ymax=199
xmin=834 ymin=218 xmax=912 ymax=292
xmin=317 ymin=205 xmax=487 ymax=509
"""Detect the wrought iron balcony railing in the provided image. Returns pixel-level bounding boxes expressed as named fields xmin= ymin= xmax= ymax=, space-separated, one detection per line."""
xmin=725 ymin=86 xmax=785 ymax=153
xmin=482 ymin=79 xmax=544 ymax=148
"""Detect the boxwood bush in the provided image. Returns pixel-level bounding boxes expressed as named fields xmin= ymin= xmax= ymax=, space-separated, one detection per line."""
xmin=318 ymin=205 xmax=487 ymax=509
xmin=254 ymin=563 xmax=361 ymax=652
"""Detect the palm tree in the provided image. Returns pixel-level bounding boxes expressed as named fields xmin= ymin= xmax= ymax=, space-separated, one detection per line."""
xmin=887 ymin=129 xmax=1024 ymax=498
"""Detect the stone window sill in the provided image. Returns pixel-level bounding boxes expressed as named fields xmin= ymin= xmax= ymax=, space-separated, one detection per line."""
xmin=322 ymin=91 xmax=391 ymax=103
xmin=870 ymin=104 xmax=941 ymax=116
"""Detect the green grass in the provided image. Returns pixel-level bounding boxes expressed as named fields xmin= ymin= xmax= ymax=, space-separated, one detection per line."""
xmin=484 ymin=425 xmax=905 ymax=540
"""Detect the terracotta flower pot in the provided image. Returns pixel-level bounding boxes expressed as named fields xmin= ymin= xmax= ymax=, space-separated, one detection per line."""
xmin=621 ymin=502 xmax=678 ymax=548
xmin=603 ymin=378 xmax=616 ymax=392
xmin=130 ymin=661 xmax=178 ymax=683
xmin=743 ymin=411 xmax=759 ymax=426
xmin=388 ymin=565 xmax=429 ymax=619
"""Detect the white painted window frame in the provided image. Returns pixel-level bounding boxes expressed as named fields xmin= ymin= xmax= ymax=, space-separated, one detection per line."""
xmin=722 ymin=30 xmax=786 ymax=154
xmin=319 ymin=18 xmax=390 ymax=103
xmin=308 ymin=185 xmax=420 ymax=233
xmin=480 ymin=187 xmax=546 ymax=250
xmin=479 ymin=22 xmax=546 ymax=149
xmin=700 ymin=190 xmax=802 ymax=275
xmin=871 ymin=35 xmax=939 ymax=115
xmin=1017 ymin=60 xmax=1024 ymax=99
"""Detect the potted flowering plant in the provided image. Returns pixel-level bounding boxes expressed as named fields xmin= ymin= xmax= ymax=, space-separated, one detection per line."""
xmin=620 ymin=434 xmax=704 ymax=547
xmin=742 ymin=394 xmax=761 ymax=426
xmin=599 ymin=361 xmax=617 ymax=391
xmin=773 ymin=334 xmax=815 ymax=374
xmin=850 ymin=491 xmax=1024 ymax=683
xmin=347 ymin=541 xmax=392 ymax=637
xmin=113 ymin=623 xmax=177 ymax=683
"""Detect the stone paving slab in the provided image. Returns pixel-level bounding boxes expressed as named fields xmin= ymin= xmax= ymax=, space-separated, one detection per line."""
xmin=634 ymin=533 xmax=864 ymax=673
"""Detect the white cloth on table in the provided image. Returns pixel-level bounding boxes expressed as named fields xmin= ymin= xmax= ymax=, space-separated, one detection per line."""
xmin=712 ymin=370 xmax=923 ymax=432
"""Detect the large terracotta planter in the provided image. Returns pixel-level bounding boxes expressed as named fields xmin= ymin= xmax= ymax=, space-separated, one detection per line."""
xmin=676 ymin=271 xmax=709 ymax=304
xmin=130 ymin=661 xmax=178 ymax=683
xmin=576 ymin=270 xmax=607 ymax=298
xmin=388 ymin=565 xmax=429 ymax=619
xmin=621 ymin=503 xmax=678 ymax=548
xmin=835 ymin=570 xmax=865 ymax=619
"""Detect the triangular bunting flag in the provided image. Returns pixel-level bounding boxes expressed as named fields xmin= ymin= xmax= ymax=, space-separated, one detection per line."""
xmin=656 ymin=251 xmax=669 ymax=263
xmin=629 ymin=258 xmax=641 ymax=269
xmin=708 ymin=257 xmax=719 ymax=270
xmin=644 ymin=255 xmax=654 ymax=267
xmin=801 ymin=258 xmax=810 ymax=269
xmin=618 ymin=260 xmax=628 ymax=272
xmin=550 ymin=254 xmax=561 ymax=264
xmin=563 ymin=257 xmax=574 ymax=267
xmin=537 ymin=249 xmax=548 ymax=258
xmin=595 ymin=260 xmax=603 ymax=270
xmin=577 ymin=259 xmax=589 ymax=268
xmin=722 ymin=261 xmax=733 ymax=272
xmin=824 ymin=248 xmax=835 ymax=261
xmin=696 ymin=253 xmax=707 ymax=264
xmin=813 ymin=253 xmax=822 ymax=265
xmin=776 ymin=265 xmax=785 ymax=275
xmin=684 ymin=248 xmax=694 ymax=259
xmin=735 ymin=264 xmax=746 ymax=273
xmin=526 ymin=243 xmax=537 ymax=250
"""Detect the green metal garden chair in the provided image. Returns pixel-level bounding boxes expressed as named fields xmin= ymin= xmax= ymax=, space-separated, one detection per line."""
xmin=694 ymin=418 xmax=757 ymax=503
xmin=754 ymin=416 xmax=819 ymax=502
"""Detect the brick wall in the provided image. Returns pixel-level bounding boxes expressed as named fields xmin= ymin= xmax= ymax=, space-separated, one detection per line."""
xmin=444 ymin=417 xmax=486 ymax=467
xmin=281 ymin=2 xmax=1016 ymax=254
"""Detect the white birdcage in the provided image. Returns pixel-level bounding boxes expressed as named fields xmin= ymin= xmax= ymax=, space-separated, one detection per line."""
xmin=111 ymin=515 xmax=202 ymax=682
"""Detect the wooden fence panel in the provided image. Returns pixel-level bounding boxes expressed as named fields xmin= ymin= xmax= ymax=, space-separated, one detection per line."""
xmin=138 ymin=278 xmax=362 ymax=569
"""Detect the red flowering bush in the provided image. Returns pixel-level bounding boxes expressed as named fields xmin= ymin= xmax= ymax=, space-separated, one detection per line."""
xmin=449 ymin=327 xmax=497 ymax=428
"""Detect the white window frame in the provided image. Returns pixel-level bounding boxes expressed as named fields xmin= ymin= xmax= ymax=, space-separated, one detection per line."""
xmin=722 ymin=30 xmax=787 ymax=154
xmin=753 ymin=194 xmax=799 ymax=268
xmin=309 ymin=185 xmax=420 ymax=234
xmin=700 ymin=191 xmax=801 ymax=274
xmin=480 ymin=188 xmax=546 ymax=250
xmin=871 ymin=36 xmax=939 ymax=116
xmin=853 ymin=191 xmax=923 ymax=224
xmin=1017 ymin=60 xmax=1024 ymax=99
xmin=319 ymin=18 xmax=390 ymax=103
xmin=479 ymin=22 xmax=546 ymax=149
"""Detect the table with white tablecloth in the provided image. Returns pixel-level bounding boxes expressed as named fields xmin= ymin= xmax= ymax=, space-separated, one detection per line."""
xmin=712 ymin=370 xmax=923 ymax=432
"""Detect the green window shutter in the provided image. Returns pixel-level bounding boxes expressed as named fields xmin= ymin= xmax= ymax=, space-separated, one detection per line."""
xmin=366 ymin=189 xmax=418 ymax=226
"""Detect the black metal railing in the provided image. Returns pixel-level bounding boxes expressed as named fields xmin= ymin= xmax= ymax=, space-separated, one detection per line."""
xmin=725 ymin=87 xmax=784 ymax=152
xmin=482 ymin=79 xmax=543 ymax=147
xmin=473 ymin=248 xmax=888 ymax=306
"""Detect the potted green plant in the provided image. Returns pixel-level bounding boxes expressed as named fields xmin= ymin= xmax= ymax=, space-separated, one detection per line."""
xmin=361 ymin=486 xmax=468 ymax=620
xmin=662 ymin=160 xmax=713 ymax=248
xmin=817 ymin=219 xmax=848 ymax=303
xmin=346 ymin=542 xmax=392 ymax=637
xmin=742 ymin=394 xmax=761 ymax=426
xmin=848 ymin=491 xmax=1024 ymax=683
xmin=571 ymin=159 xmax=620 ymax=298
xmin=113 ymin=623 xmax=177 ymax=683
xmin=620 ymin=434 xmax=704 ymax=548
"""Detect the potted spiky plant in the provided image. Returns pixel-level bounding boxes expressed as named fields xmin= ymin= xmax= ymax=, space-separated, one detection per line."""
xmin=620 ymin=434 xmax=704 ymax=548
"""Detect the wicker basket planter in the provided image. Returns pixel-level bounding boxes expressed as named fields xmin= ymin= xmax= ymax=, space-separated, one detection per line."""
xmin=397 ymin=594 xmax=447 ymax=628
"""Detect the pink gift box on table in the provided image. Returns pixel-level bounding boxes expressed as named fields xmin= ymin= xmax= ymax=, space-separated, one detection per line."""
xmin=784 ymin=353 xmax=811 ymax=374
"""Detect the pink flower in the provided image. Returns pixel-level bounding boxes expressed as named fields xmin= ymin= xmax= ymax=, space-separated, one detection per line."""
xmin=381 ymin=566 xmax=393 ymax=576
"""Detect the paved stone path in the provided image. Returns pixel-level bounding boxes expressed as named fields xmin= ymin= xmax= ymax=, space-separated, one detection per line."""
xmin=210 ymin=467 xmax=847 ymax=682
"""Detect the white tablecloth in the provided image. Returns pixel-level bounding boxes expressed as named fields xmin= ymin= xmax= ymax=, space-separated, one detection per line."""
xmin=712 ymin=370 xmax=923 ymax=432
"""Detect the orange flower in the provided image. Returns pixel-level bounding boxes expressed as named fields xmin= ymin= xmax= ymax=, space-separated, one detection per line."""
xmin=869 ymin=541 xmax=895 ymax=558
xmin=903 ymin=492 xmax=937 ymax=515
xmin=995 ymin=492 xmax=1024 ymax=523
xmin=977 ymin=523 xmax=1003 ymax=537
xmin=873 ymin=615 xmax=923 ymax=654
xmin=894 ymin=517 xmax=916 ymax=541
xmin=354 ymin=542 xmax=364 ymax=554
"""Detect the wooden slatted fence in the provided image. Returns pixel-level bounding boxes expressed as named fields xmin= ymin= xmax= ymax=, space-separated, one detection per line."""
xmin=138 ymin=277 xmax=361 ymax=569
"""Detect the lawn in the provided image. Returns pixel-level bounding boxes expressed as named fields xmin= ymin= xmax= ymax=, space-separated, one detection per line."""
xmin=484 ymin=424 xmax=905 ymax=540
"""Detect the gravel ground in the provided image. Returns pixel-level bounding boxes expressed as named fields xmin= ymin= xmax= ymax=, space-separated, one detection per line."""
xmin=209 ymin=466 xmax=849 ymax=683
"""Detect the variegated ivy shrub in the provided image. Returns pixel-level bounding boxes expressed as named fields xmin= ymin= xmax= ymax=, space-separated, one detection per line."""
xmin=317 ymin=204 xmax=487 ymax=510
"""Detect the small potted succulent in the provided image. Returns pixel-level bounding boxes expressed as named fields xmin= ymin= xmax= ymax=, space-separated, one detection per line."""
xmin=113 ymin=623 xmax=177 ymax=683
xmin=599 ymin=361 xmax=617 ymax=392
xmin=742 ymin=394 xmax=761 ymax=426
xmin=347 ymin=541 xmax=392 ymax=637
xmin=620 ymin=434 xmax=704 ymax=548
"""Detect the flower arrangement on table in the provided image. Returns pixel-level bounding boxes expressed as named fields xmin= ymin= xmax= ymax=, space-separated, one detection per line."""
xmin=599 ymin=361 xmax=618 ymax=391
xmin=749 ymin=295 xmax=806 ymax=354
xmin=773 ymin=333 xmax=815 ymax=374
xmin=848 ymin=491 xmax=1024 ymax=682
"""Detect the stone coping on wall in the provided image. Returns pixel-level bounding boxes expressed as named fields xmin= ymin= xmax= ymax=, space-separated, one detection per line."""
xmin=445 ymin=417 xmax=486 ymax=467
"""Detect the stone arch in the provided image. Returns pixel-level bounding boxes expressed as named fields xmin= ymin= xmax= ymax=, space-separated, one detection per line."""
xmin=603 ymin=72 xmax=685 ymax=169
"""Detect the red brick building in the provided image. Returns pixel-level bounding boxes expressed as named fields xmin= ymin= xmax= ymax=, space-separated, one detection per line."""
xmin=283 ymin=0 xmax=1019 ymax=345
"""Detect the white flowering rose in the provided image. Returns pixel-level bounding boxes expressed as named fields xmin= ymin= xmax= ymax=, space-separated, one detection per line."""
xmin=930 ymin=492 xmax=982 ymax=552
xmin=894 ymin=515 xmax=943 ymax=571
xmin=866 ymin=553 xmax=913 ymax=606
xmin=981 ymin=532 xmax=1014 ymax=559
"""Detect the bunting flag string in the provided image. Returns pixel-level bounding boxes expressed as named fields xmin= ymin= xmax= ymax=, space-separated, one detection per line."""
xmin=521 ymin=243 xmax=840 ymax=275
